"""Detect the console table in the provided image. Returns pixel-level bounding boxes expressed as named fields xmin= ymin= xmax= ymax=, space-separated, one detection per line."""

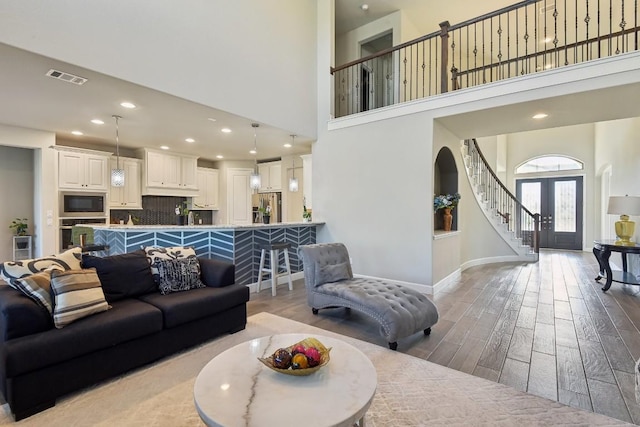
xmin=593 ymin=240 xmax=640 ymax=292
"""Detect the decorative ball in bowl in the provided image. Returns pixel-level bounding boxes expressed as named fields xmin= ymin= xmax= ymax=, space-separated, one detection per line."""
xmin=258 ymin=337 xmax=331 ymax=376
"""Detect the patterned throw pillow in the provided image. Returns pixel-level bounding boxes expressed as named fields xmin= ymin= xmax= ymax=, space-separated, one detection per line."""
xmin=11 ymin=267 xmax=63 ymax=314
xmin=50 ymin=268 xmax=109 ymax=328
xmin=0 ymin=247 xmax=82 ymax=285
xmin=144 ymin=246 xmax=197 ymax=284
xmin=155 ymin=257 xmax=206 ymax=295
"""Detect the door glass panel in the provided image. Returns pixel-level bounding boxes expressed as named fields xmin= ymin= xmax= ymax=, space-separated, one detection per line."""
xmin=554 ymin=181 xmax=576 ymax=232
xmin=520 ymin=182 xmax=541 ymax=231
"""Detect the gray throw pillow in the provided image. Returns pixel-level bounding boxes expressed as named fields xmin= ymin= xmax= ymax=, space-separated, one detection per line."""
xmin=314 ymin=262 xmax=351 ymax=287
xmin=155 ymin=256 xmax=206 ymax=295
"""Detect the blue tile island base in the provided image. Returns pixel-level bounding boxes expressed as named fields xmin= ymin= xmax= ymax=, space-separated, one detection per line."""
xmin=92 ymin=223 xmax=322 ymax=287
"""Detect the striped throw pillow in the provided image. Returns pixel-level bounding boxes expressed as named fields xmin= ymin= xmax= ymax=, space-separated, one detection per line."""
xmin=11 ymin=267 xmax=63 ymax=315
xmin=51 ymin=268 xmax=109 ymax=328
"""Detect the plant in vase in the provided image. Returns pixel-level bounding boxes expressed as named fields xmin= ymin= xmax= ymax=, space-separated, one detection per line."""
xmin=175 ymin=202 xmax=189 ymax=225
xmin=258 ymin=206 xmax=272 ymax=224
xmin=9 ymin=218 xmax=29 ymax=249
xmin=434 ymin=193 xmax=461 ymax=231
xmin=303 ymin=197 xmax=311 ymax=222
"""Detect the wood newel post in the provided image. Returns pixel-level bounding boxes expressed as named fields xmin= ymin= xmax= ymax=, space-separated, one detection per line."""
xmin=534 ymin=213 xmax=541 ymax=253
xmin=439 ymin=21 xmax=450 ymax=94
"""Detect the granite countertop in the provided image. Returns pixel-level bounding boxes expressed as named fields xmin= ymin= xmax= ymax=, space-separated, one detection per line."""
xmin=89 ymin=221 xmax=324 ymax=231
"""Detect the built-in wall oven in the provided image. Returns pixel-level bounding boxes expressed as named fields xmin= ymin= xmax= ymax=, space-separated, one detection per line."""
xmin=59 ymin=192 xmax=106 ymax=217
xmin=59 ymin=218 xmax=108 ymax=251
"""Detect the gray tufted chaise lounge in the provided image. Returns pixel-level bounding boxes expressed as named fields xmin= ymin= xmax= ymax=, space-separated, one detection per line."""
xmin=298 ymin=243 xmax=439 ymax=350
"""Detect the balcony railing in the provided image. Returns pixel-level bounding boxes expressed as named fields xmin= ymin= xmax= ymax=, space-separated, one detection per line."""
xmin=332 ymin=0 xmax=639 ymax=118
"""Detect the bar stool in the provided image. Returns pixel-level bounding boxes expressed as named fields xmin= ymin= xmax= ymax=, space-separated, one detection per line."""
xmin=257 ymin=242 xmax=293 ymax=296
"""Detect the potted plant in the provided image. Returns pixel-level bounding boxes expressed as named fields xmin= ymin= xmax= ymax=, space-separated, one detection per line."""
xmin=258 ymin=206 xmax=271 ymax=224
xmin=303 ymin=198 xmax=312 ymax=222
xmin=175 ymin=202 xmax=189 ymax=225
xmin=9 ymin=218 xmax=29 ymax=249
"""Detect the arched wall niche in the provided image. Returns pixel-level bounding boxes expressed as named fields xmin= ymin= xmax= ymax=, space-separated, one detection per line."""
xmin=434 ymin=147 xmax=458 ymax=231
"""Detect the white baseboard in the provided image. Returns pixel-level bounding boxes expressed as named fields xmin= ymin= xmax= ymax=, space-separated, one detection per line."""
xmin=249 ymin=271 xmax=305 ymax=293
xmin=461 ymin=255 xmax=527 ymax=270
xmin=432 ymin=268 xmax=462 ymax=294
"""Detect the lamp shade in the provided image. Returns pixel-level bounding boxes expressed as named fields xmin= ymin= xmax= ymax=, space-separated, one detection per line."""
xmin=607 ymin=196 xmax=640 ymax=215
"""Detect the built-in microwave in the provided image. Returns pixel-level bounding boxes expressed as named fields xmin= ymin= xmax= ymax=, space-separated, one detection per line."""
xmin=59 ymin=192 xmax=106 ymax=217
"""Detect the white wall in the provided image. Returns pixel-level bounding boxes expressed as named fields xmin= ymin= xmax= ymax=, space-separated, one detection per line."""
xmin=0 ymin=124 xmax=57 ymax=257
xmin=0 ymin=146 xmax=33 ymax=261
xmin=594 ymin=117 xmax=640 ymax=242
xmin=0 ymin=0 xmax=318 ymax=139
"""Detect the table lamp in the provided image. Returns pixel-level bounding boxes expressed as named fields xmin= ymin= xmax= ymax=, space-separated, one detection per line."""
xmin=607 ymin=195 xmax=640 ymax=246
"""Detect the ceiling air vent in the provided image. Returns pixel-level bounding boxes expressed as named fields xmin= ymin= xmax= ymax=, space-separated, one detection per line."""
xmin=46 ymin=69 xmax=88 ymax=85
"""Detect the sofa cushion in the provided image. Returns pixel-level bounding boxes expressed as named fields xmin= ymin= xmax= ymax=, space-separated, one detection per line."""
xmin=51 ymin=269 xmax=110 ymax=329
xmin=82 ymin=250 xmax=156 ymax=302
xmin=155 ymin=257 xmax=206 ymax=295
xmin=138 ymin=285 xmax=249 ymax=329
xmin=4 ymin=298 xmax=163 ymax=377
xmin=0 ymin=247 xmax=82 ymax=284
xmin=144 ymin=246 xmax=196 ymax=284
xmin=0 ymin=286 xmax=53 ymax=341
xmin=10 ymin=268 xmax=60 ymax=315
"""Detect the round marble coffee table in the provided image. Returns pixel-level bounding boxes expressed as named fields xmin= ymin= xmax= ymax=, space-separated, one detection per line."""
xmin=194 ymin=333 xmax=377 ymax=427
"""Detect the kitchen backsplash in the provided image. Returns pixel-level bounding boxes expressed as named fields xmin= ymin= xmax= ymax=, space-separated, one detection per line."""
xmin=110 ymin=196 xmax=214 ymax=225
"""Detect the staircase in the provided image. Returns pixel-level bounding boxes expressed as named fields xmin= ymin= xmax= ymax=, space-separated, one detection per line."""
xmin=462 ymin=139 xmax=539 ymax=263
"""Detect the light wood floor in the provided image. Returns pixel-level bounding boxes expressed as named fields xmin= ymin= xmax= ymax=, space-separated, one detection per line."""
xmin=247 ymin=250 xmax=640 ymax=424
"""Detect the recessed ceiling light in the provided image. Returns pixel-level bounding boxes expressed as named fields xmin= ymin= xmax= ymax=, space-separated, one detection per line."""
xmin=541 ymin=37 xmax=552 ymax=43
xmin=283 ymin=143 xmax=292 ymax=148
xmin=361 ymin=4 xmax=369 ymax=10
xmin=71 ymin=130 xmax=83 ymax=136
xmin=216 ymin=155 xmax=224 ymax=159
xmin=221 ymin=128 xmax=231 ymax=133
xmin=208 ymin=118 xmax=217 ymax=122
xmin=532 ymin=113 xmax=548 ymax=119
xmin=160 ymin=145 xmax=170 ymax=150
xmin=185 ymin=138 xmax=195 ymax=143
xmin=249 ymin=149 xmax=257 ymax=155
xmin=120 ymin=102 xmax=136 ymax=109
xmin=91 ymin=119 xmax=104 ymax=125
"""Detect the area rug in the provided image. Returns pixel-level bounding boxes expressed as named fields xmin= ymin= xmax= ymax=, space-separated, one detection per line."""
xmin=0 ymin=312 xmax=628 ymax=426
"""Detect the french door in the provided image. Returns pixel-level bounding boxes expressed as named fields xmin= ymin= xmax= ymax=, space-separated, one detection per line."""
xmin=516 ymin=176 xmax=583 ymax=250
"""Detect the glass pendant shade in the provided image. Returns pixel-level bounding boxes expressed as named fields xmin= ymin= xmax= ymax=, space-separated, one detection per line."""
xmin=111 ymin=115 xmax=125 ymax=187
xmin=289 ymin=176 xmax=299 ymax=192
xmin=250 ymin=172 xmax=261 ymax=190
xmin=111 ymin=168 xmax=125 ymax=187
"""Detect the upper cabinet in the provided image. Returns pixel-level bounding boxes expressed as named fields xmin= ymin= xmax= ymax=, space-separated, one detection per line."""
xmin=58 ymin=149 xmax=109 ymax=191
xmin=142 ymin=149 xmax=199 ymax=195
xmin=191 ymin=167 xmax=219 ymax=210
xmin=109 ymin=157 xmax=142 ymax=209
xmin=258 ymin=161 xmax=282 ymax=193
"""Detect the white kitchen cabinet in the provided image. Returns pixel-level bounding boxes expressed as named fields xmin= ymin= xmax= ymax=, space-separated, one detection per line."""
xmin=191 ymin=168 xmax=219 ymax=210
xmin=144 ymin=149 xmax=198 ymax=190
xmin=109 ymin=157 xmax=142 ymax=209
xmin=300 ymin=154 xmax=312 ymax=209
xmin=258 ymin=161 xmax=282 ymax=193
xmin=58 ymin=150 xmax=108 ymax=191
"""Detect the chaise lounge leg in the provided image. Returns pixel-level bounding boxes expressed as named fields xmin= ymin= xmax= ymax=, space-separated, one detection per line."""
xmin=424 ymin=327 xmax=431 ymax=336
xmin=312 ymin=308 xmax=319 ymax=315
xmin=388 ymin=342 xmax=398 ymax=351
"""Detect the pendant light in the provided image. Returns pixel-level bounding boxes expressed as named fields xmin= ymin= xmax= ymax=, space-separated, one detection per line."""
xmin=110 ymin=115 xmax=125 ymax=187
xmin=249 ymin=123 xmax=261 ymax=190
xmin=288 ymin=135 xmax=299 ymax=192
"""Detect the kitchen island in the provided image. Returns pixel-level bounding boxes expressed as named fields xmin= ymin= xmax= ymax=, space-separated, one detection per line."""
xmin=90 ymin=222 xmax=323 ymax=287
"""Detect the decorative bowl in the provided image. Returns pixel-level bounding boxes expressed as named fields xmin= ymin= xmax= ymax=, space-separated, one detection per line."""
xmin=258 ymin=337 xmax=331 ymax=376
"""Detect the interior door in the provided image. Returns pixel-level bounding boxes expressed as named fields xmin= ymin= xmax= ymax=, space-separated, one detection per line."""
xmin=516 ymin=176 xmax=583 ymax=250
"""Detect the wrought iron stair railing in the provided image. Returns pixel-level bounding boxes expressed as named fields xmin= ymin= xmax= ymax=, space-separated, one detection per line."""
xmin=464 ymin=139 xmax=540 ymax=255
xmin=332 ymin=0 xmax=640 ymax=118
